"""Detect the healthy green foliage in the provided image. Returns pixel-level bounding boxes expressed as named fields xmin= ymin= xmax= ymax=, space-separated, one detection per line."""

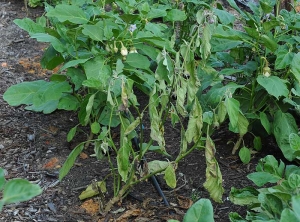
xmin=230 ymin=155 xmax=300 ymax=221
xmin=0 ymin=168 xmax=42 ymax=211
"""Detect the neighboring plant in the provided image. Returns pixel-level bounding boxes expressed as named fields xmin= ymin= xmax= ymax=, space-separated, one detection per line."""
xmin=4 ymin=0 xmax=225 ymax=213
xmin=197 ymin=0 xmax=300 ymax=162
xmin=0 ymin=168 xmax=42 ymax=211
xmin=169 ymin=198 xmax=215 ymax=222
xmin=229 ymin=155 xmax=300 ymax=221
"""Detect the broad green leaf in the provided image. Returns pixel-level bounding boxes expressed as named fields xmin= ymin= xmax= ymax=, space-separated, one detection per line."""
xmin=83 ymin=56 xmax=111 ymax=83
xmin=203 ymin=111 xmax=213 ymax=125
xmin=259 ymin=193 xmax=283 ymax=218
xmin=165 ymin=9 xmax=187 ymax=21
xmin=59 ymin=143 xmax=84 ymax=180
xmin=91 ymin=122 xmax=100 ymax=134
xmin=14 ymin=18 xmax=44 ymax=35
xmin=213 ymin=8 xmax=235 ymax=25
xmin=275 ymin=49 xmax=294 ymax=70
xmin=247 ymin=172 xmax=282 ymax=186
xmin=260 ymin=0 xmax=276 ymax=13
xmin=164 ymin=164 xmax=176 ymax=189
xmin=200 ymin=25 xmax=212 ymax=61
xmin=124 ymin=117 xmax=141 ymax=136
xmin=82 ymin=79 xmax=104 ymax=90
xmin=3 ymin=80 xmax=45 ymax=106
xmin=229 ymin=187 xmax=259 ymax=205
xmin=82 ymin=22 xmax=104 ymax=41
xmin=79 ymin=180 xmax=106 ymax=200
xmin=2 ymin=179 xmax=42 ymax=205
xmin=257 ymin=75 xmax=289 ymax=100
xmin=147 ymin=8 xmax=167 ymax=20
xmin=46 ymin=4 xmax=89 ymax=24
xmin=25 ymin=100 xmax=58 ymax=114
xmin=31 ymin=33 xmax=65 ymax=53
xmin=185 ymin=98 xmax=203 ymax=143
xmin=292 ymin=196 xmax=300 ymax=219
xmin=57 ymin=94 xmax=80 ymax=111
xmin=273 ymin=110 xmax=298 ymax=161
xmin=117 ymin=138 xmax=131 ymax=182
xmin=225 ymin=98 xmax=240 ymax=128
xmin=289 ymin=133 xmax=300 ymax=151
xmin=66 ymin=68 xmax=86 ymax=90
xmin=148 ymin=160 xmax=169 ymax=174
xmin=60 ymin=58 xmax=89 ymax=71
xmin=291 ymin=53 xmax=300 ymax=84
xmin=125 ymin=53 xmax=150 ymax=70
xmin=260 ymin=34 xmax=278 ymax=52
xmin=239 ymin=147 xmax=251 ymax=164
xmin=260 ymin=112 xmax=271 ymax=134
xmin=203 ymin=135 xmax=224 ymax=203
xmin=183 ymin=199 xmax=214 ymax=222
xmin=280 ymin=208 xmax=299 ymax=222
xmin=0 ymin=168 xmax=5 ymax=190
xmin=41 ymin=45 xmax=64 ymax=70
xmin=67 ymin=126 xmax=77 ymax=142
xmin=288 ymin=174 xmax=300 ymax=189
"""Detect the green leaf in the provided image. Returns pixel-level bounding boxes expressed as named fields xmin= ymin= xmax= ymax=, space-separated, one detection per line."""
xmin=31 ymin=33 xmax=65 ymax=53
xmin=213 ymin=8 xmax=235 ymax=25
xmin=260 ymin=34 xmax=278 ymax=52
xmin=183 ymin=199 xmax=214 ymax=222
xmin=125 ymin=53 xmax=150 ymax=70
xmin=229 ymin=187 xmax=259 ymax=205
xmin=253 ymin=136 xmax=262 ymax=151
xmin=239 ymin=147 xmax=251 ymax=164
xmin=259 ymin=193 xmax=283 ymax=218
xmin=275 ymin=49 xmax=295 ymax=70
xmin=14 ymin=18 xmax=45 ymax=35
xmin=60 ymin=58 xmax=89 ymax=71
xmin=225 ymin=98 xmax=240 ymax=128
xmin=185 ymin=98 xmax=203 ymax=143
xmin=200 ymin=25 xmax=212 ymax=61
xmin=165 ymin=9 xmax=187 ymax=21
xmin=124 ymin=117 xmax=141 ymax=136
xmin=59 ymin=143 xmax=84 ymax=180
xmin=164 ymin=164 xmax=176 ymax=189
xmin=247 ymin=172 xmax=282 ymax=186
xmin=79 ymin=180 xmax=106 ymax=200
xmin=273 ymin=110 xmax=299 ymax=161
xmin=260 ymin=112 xmax=271 ymax=134
xmin=117 ymin=138 xmax=131 ymax=182
xmin=292 ymin=196 xmax=300 ymax=219
xmin=148 ymin=160 xmax=169 ymax=174
xmin=66 ymin=68 xmax=86 ymax=90
xmin=203 ymin=135 xmax=224 ymax=203
xmin=0 ymin=168 xmax=5 ymax=190
xmin=288 ymin=174 xmax=300 ymax=189
xmin=67 ymin=126 xmax=77 ymax=142
xmin=41 ymin=45 xmax=64 ymax=70
xmin=289 ymin=133 xmax=300 ymax=151
xmin=82 ymin=22 xmax=104 ymax=41
xmin=83 ymin=56 xmax=111 ymax=83
xmin=291 ymin=53 xmax=300 ymax=84
xmin=280 ymin=208 xmax=299 ymax=222
xmin=46 ymin=4 xmax=89 ymax=24
xmin=91 ymin=122 xmax=100 ymax=134
xmin=57 ymin=94 xmax=79 ymax=111
xmin=257 ymin=75 xmax=289 ymax=100
xmin=217 ymin=101 xmax=227 ymax=123
xmin=2 ymin=179 xmax=42 ymax=205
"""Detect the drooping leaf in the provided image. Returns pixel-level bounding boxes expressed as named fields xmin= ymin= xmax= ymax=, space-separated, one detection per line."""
xmin=260 ymin=112 xmax=271 ymax=134
xmin=225 ymin=97 xmax=240 ymax=128
xmin=79 ymin=180 xmax=106 ymax=200
xmin=213 ymin=8 xmax=235 ymax=25
xmin=183 ymin=199 xmax=214 ymax=222
xmin=46 ymin=4 xmax=89 ymax=24
xmin=185 ymin=98 xmax=203 ymax=143
xmin=147 ymin=160 xmax=169 ymax=174
xmin=200 ymin=25 xmax=212 ymax=61
xmin=59 ymin=143 xmax=84 ymax=180
xmin=229 ymin=187 xmax=259 ymax=206
xmin=117 ymin=138 xmax=131 ymax=182
xmin=67 ymin=125 xmax=77 ymax=142
xmin=203 ymin=134 xmax=224 ymax=203
xmin=257 ymin=75 xmax=289 ymax=100
xmin=164 ymin=164 xmax=176 ymax=189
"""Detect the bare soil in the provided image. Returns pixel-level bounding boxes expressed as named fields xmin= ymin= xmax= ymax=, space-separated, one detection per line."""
xmin=0 ymin=1 xmax=284 ymax=221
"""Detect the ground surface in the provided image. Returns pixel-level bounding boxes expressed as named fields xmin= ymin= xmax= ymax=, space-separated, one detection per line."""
xmin=0 ymin=1 xmax=285 ymax=221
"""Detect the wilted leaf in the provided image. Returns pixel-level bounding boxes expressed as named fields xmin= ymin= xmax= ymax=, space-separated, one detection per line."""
xmin=79 ymin=180 xmax=106 ymax=200
xmin=117 ymin=138 xmax=131 ymax=182
xmin=164 ymin=164 xmax=176 ymax=188
xmin=185 ymin=98 xmax=203 ymax=143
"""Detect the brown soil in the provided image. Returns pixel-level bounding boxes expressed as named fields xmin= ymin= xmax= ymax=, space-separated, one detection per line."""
xmin=0 ymin=1 xmax=283 ymax=221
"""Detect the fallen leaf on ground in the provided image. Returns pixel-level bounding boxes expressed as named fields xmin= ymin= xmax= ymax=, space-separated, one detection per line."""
xmin=116 ymin=209 xmax=141 ymax=222
xmin=80 ymin=199 xmax=99 ymax=215
xmin=80 ymin=152 xmax=89 ymax=159
xmin=43 ymin=157 xmax=59 ymax=169
xmin=177 ymin=195 xmax=193 ymax=209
